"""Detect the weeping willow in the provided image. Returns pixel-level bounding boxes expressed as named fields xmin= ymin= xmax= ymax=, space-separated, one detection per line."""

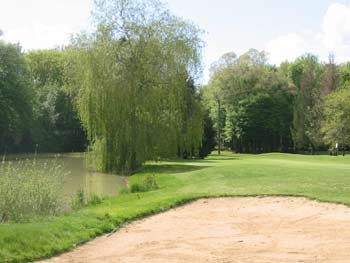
xmin=70 ymin=0 xmax=203 ymax=173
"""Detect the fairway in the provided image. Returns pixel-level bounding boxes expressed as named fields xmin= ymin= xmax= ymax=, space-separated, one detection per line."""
xmin=2 ymin=153 xmax=350 ymax=262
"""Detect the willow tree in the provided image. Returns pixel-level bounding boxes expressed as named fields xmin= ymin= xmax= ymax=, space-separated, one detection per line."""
xmin=177 ymin=78 xmax=204 ymax=158
xmin=70 ymin=0 xmax=203 ymax=173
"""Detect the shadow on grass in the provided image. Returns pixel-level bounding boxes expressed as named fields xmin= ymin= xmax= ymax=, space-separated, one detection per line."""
xmin=201 ymin=157 xmax=241 ymax=162
xmin=139 ymin=155 xmax=241 ymax=174
xmin=141 ymin=164 xmax=210 ymax=174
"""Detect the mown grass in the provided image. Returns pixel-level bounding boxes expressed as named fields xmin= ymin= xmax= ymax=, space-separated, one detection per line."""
xmin=1 ymin=152 xmax=350 ymax=262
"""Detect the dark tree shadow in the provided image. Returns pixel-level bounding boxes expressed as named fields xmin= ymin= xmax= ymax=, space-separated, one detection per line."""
xmin=141 ymin=164 xmax=210 ymax=174
xmin=198 ymin=157 xmax=241 ymax=162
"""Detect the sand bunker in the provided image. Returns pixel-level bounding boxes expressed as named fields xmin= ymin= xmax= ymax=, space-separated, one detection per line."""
xmin=40 ymin=197 xmax=350 ymax=262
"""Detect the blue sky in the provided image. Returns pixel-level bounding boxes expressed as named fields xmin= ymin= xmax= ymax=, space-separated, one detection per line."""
xmin=1 ymin=0 xmax=350 ymax=82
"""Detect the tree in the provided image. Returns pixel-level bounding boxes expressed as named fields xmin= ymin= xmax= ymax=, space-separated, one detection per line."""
xmin=0 ymin=41 xmax=32 ymax=153
xmin=209 ymin=52 xmax=237 ymax=79
xmin=198 ymin=109 xmax=215 ymax=158
xmin=178 ymin=78 xmax=204 ymax=159
xmin=225 ymin=90 xmax=292 ymax=153
xmin=202 ymin=81 xmax=225 ymax=155
xmin=322 ymin=54 xmax=339 ymax=95
xmin=25 ymin=49 xmax=87 ymax=152
xmin=289 ymin=54 xmax=323 ymax=151
xmin=322 ymin=89 xmax=350 ymax=153
xmin=339 ymin=62 xmax=350 ymax=90
xmin=70 ymin=0 xmax=203 ymax=173
xmin=207 ymin=52 xmax=239 ymax=154
xmin=205 ymin=49 xmax=293 ymax=153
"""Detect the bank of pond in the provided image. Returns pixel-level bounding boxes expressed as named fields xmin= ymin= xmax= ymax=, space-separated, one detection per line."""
xmin=0 ymin=154 xmax=128 ymax=222
xmin=1 ymin=152 xmax=350 ymax=262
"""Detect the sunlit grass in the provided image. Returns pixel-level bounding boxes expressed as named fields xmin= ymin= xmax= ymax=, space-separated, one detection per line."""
xmin=1 ymin=152 xmax=350 ymax=262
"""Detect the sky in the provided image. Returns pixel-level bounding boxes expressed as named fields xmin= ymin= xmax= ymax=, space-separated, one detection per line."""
xmin=1 ymin=0 xmax=350 ymax=83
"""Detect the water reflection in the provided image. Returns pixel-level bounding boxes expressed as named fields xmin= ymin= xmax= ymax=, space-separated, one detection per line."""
xmin=4 ymin=155 xmax=128 ymax=203
xmin=58 ymin=157 xmax=128 ymax=201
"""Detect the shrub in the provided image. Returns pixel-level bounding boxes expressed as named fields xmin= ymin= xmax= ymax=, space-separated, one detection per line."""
xmin=119 ymin=187 xmax=131 ymax=195
xmin=70 ymin=189 xmax=85 ymax=210
xmin=130 ymin=183 xmax=145 ymax=193
xmin=0 ymin=158 xmax=67 ymax=222
xmin=71 ymin=191 xmax=104 ymax=210
xmin=87 ymin=194 xmax=103 ymax=206
xmin=130 ymin=174 xmax=158 ymax=193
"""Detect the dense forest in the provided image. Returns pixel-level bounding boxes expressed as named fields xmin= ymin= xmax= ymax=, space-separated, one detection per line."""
xmin=1 ymin=0 xmax=350 ymax=174
xmin=204 ymin=50 xmax=350 ymax=154
xmin=0 ymin=44 xmax=87 ymax=154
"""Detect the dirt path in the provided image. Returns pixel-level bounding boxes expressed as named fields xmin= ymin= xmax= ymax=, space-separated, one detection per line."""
xmin=40 ymin=197 xmax=350 ymax=263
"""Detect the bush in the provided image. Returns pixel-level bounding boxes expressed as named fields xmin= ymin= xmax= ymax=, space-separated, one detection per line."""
xmin=70 ymin=189 xmax=85 ymax=210
xmin=71 ymin=191 xmax=104 ymax=210
xmin=87 ymin=194 xmax=103 ymax=206
xmin=0 ymin=158 xmax=67 ymax=222
xmin=119 ymin=187 xmax=131 ymax=195
xmin=130 ymin=174 xmax=158 ymax=193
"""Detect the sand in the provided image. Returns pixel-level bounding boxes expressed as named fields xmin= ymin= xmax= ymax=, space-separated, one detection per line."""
xmin=39 ymin=197 xmax=350 ymax=262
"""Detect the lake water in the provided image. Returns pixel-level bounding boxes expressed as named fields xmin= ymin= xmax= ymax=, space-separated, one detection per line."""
xmin=58 ymin=156 xmax=128 ymax=200
xmin=3 ymin=155 xmax=128 ymax=203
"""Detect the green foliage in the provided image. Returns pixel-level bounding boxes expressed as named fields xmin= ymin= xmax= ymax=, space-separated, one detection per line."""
xmin=70 ymin=189 xmax=85 ymax=210
xmin=3 ymin=153 xmax=350 ymax=262
xmin=25 ymin=49 xmax=87 ymax=153
xmin=228 ymin=92 xmax=292 ymax=152
xmin=70 ymin=0 xmax=203 ymax=173
xmin=205 ymin=49 xmax=293 ymax=153
xmin=322 ymin=88 xmax=350 ymax=149
xmin=0 ymin=42 xmax=87 ymax=154
xmin=71 ymin=190 xmax=104 ymax=209
xmin=130 ymin=174 xmax=159 ymax=193
xmin=119 ymin=187 xmax=131 ymax=195
xmin=178 ymin=78 xmax=206 ymax=159
xmin=198 ymin=109 xmax=216 ymax=158
xmin=87 ymin=194 xmax=103 ymax=206
xmin=205 ymin=50 xmax=349 ymax=153
xmin=0 ymin=158 xmax=67 ymax=222
xmin=338 ymin=63 xmax=350 ymax=90
xmin=0 ymin=41 xmax=32 ymax=153
xmin=130 ymin=184 xmax=145 ymax=193
xmin=289 ymin=54 xmax=324 ymax=150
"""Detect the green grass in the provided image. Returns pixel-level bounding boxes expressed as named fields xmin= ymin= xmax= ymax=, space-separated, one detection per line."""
xmin=1 ymin=152 xmax=350 ymax=262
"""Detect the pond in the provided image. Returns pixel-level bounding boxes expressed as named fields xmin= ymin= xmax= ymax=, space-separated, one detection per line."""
xmin=58 ymin=156 xmax=128 ymax=200
xmin=3 ymin=154 xmax=128 ymax=204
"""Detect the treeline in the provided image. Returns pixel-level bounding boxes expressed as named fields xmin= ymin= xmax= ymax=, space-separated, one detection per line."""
xmin=205 ymin=49 xmax=350 ymax=154
xmin=0 ymin=0 xmax=215 ymax=173
xmin=0 ymin=43 xmax=87 ymax=154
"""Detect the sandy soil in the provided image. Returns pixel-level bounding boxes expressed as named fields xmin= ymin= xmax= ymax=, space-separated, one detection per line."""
xmin=40 ymin=197 xmax=350 ymax=263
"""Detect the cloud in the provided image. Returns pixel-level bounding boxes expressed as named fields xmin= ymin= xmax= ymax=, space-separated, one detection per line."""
xmin=266 ymin=3 xmax=350 ymax=65
xmin=322 ymin=3 xmax=350 ymax=50
xmin=0 ymin=0 xmax=93 ymax=50
xmin=266 ymin=33 xmax=309 ymax=65
xmin=2 ymin=23 xmax=74 ymax=50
